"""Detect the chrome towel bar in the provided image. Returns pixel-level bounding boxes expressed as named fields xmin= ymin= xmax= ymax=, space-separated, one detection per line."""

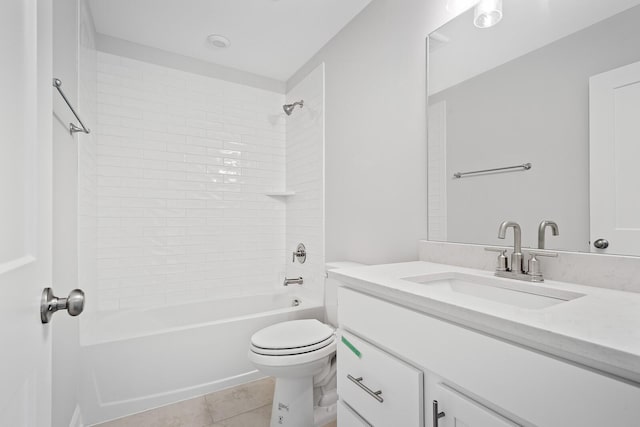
xmin=453 ymin=162 xmax=531 ymax=179
xmin=53 ymin=78 xmax=90 ymax=135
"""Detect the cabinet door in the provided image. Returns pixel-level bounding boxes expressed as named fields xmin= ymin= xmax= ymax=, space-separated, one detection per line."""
xmin=338 ymin=400 xmax=372 ymax=427
xmin=431 ymin=383 xmax=520 ymax=427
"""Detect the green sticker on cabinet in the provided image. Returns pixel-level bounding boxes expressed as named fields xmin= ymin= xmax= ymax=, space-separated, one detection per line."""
xmin=341 ymin=336 xmax=361 ymax=358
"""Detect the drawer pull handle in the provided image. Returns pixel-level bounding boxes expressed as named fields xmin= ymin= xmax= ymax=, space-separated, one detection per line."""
xmin=347 ymin=374 xmax=384 ymax=403
xmin=432 ymin=400 xmax=446 ymax=427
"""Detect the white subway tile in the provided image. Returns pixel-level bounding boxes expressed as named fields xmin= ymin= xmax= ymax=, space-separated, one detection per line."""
xmin=144 ymin=150 xmax=186 ymax=162
xmin=93 ymin=52 xmax=290 ymax=311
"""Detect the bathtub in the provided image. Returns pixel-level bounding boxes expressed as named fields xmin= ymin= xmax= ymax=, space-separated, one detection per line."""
xmin=79 ymin=291 xmax=323 ymax=425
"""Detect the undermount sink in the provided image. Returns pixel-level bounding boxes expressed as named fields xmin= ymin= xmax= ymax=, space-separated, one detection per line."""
xmin=402 ymin=272 xmax=585 ymax=309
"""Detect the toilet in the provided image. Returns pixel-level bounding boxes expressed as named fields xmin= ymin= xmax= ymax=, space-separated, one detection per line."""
xmin=248 ymin=261 xmax=365 ymax=427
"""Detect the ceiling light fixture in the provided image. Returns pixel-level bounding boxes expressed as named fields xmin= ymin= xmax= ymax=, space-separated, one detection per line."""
xmin=474 ymin=0 xmax=503 ymax=29
xmin=207 ymin=34 xmax=231 ymax=48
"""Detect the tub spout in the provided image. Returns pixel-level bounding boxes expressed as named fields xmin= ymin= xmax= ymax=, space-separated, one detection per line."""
xmin=283 ymin=277 xmax=303 ymax=286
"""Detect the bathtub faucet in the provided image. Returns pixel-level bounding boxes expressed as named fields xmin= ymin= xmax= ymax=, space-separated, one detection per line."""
xmin=283 ymin=277 xmax=303 ymax=286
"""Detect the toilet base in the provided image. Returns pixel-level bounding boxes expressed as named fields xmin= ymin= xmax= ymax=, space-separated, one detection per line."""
xmin=313 ymin=401 xmax=337 ymax=427
xmin=270 ymin=376 xmax=314 ymax=427
xmin=269 ymin=377 xmax=337 ymax=427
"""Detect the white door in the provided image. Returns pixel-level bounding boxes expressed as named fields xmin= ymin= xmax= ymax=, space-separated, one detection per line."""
xmin=590 ymin=61 xmax=640 ymax=255
xmin=431 ymin=383 xmax=520 ymax=427
xmin=0 ymin=0 xmax=53 ymax=426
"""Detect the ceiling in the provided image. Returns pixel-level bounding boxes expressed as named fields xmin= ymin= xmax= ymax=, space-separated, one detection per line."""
xmin=88 ymin=0 xmax=371 ymax=82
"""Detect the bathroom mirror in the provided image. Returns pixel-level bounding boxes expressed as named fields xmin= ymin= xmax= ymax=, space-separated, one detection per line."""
xmin=427 ymin=0 xmax=640 ymax=256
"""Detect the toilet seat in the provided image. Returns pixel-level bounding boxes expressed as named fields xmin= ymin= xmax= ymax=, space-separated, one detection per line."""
xmin=248 ymin=319 xmax=337 ymax=367
xmin=251 ymin=319 xmax=334 ymax=350
xmin=250 ymin=319 xmax=335 ymax=356
xmin=251 ymin=335 xmax=335 ymax=356
xmin=248 ymin=339 xmax=337 ymax=369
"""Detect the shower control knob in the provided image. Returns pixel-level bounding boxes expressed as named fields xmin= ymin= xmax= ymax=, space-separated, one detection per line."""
xmin=593 ymin=239 xmax=609 ymax=249
xmin=40 ymin=287 xmax=86 ymax=324
xmin=292 ymin=243 xmax=307 ymax=264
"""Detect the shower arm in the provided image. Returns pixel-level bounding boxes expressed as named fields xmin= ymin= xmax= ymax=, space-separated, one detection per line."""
xmin=283 ymin=100 xmax=304 ymax=115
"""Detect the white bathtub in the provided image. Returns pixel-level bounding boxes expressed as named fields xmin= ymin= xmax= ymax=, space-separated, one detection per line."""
xmin=79 ymin=292 xmax=323 ymax=425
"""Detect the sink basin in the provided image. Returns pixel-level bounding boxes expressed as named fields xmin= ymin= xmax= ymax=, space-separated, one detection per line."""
xmin=402 ymin=272 xmax=584 ymax=309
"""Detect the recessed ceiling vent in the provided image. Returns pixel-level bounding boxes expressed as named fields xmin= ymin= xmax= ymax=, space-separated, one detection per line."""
xmin=207 ymin=34 xmax=231 ymax=48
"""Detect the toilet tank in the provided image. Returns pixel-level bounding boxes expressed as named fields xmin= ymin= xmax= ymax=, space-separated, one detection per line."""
xmin=325 ymin=262 xmax=366 ymax=327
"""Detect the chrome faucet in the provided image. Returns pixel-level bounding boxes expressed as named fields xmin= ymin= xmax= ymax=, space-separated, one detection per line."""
xmin=498 ymin=221 xmax=524 ymax=273
xmin=488 ymin=220 xmax=558 ymax=282
xmin=538 ymin=220 xmax=559 ymax=249
xmin=283 ymin=277 xmax=303 ymax=286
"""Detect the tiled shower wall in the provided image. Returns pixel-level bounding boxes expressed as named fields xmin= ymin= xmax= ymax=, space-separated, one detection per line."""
xmin=94 ymin=52 xmax=287 ymax=310
xmin=285 ymin=64 xmax=325 ymax=301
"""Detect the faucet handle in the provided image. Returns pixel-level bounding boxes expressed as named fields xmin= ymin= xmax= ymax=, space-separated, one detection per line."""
xmin=528 ymin=251 xmax=558 ymax=258
xmin=526 ymin=251 xmax=558 ymax=280
xmin=484 ymin=247 xmax=508 ymax=271
xmin=292 ymin=243 xmax=306 ymax=264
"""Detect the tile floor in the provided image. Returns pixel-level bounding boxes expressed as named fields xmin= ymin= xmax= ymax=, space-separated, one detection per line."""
xmin=96 ymin=378 xmax=338 ymax=427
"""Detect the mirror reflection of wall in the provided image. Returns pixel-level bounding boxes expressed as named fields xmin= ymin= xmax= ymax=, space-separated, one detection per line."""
xmin=427 ymin=1 xmax=640 ymax=256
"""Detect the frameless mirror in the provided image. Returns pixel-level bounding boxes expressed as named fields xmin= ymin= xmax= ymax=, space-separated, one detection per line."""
xmin=427 ymin=0 xmax=640 ymax=256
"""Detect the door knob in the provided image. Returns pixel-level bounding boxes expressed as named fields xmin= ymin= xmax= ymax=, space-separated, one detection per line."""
xmin=593 ymin=238 xmax=609 ymax=249
xmin=41 ymin=288 xmax=85 ymax=324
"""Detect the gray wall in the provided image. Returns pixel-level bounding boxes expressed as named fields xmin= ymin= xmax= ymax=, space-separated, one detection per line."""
xmin=429 ymin=7 xmax=640 ymax=252
xmin=288 ymin=0 xmax=460 ymax=264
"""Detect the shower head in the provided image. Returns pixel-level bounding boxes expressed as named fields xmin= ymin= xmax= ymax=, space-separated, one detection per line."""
xmin=283 ymin=100 xmax=304 ymax=116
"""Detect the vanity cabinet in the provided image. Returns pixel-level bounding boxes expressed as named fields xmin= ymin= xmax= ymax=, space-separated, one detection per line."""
xmin=337 ymin=286 xmax=640 ymax=427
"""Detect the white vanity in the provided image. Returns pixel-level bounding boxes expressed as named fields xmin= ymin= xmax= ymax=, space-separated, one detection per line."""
xmin=332 ymin=262 xmax=640 ymax=427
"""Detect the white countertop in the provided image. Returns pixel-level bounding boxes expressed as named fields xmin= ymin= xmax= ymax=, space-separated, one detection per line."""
xmin=330 ymin=261 xmax=640 ymax=384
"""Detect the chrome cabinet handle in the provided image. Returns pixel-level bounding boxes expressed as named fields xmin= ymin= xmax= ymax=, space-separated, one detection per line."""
xmin=433 ymin=400 xmax=446 ymax=426
xmin=347 ymin=374 xmax=384 ymax=403
xmin=40 ymin=287 xmax=85 ymax=323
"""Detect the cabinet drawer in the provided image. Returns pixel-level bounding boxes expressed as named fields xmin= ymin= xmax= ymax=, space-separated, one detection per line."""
xmin=337 ymin=330 xmax=423 ymax=427
xmin=338 ymin=400 xmax=372 ymax=427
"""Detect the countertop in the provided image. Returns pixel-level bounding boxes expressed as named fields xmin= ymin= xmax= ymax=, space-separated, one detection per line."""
xmin=330 ymin=261 xmax=640 ymax=384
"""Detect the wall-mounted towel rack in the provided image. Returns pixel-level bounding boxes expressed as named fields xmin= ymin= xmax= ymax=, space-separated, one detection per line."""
xmin=53 ymin=78 xmax=90 ymax=135
xmin=453 ymin=163 xmax=531 ymax=179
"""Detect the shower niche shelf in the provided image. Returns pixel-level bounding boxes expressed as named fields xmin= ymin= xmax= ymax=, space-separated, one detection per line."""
xmin=265 ymin=191 xmax=296 ymax=197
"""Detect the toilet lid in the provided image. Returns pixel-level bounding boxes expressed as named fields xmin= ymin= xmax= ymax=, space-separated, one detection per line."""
xmin=250 ymin=319 xmax=334 ymax=350
xmin=250 ymin=335 xmax=335 ymax=356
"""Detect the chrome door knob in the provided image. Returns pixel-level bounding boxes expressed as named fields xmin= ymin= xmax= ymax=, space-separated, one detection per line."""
xmin=593 ymin=239 xmax=609 ymax=249
xmin=66 ymin=289 xmax=85 ymax=316
xmin=40 ymin=288 xmax=85 ymax=324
